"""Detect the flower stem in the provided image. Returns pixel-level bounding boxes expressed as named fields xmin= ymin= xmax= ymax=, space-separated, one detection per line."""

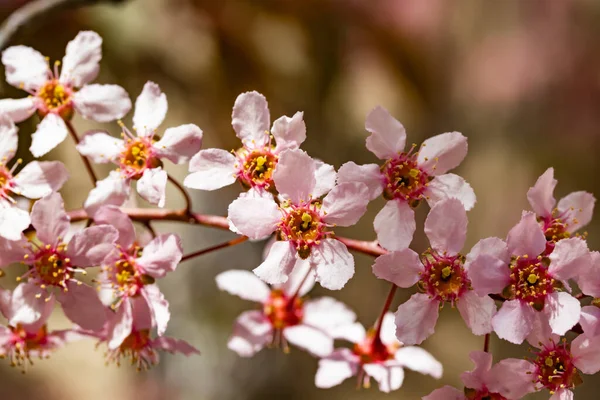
xmin=167 ymin=174 xmax=192 ymax=214
xmin=290 ymin=264 xmax=314 ymax=301
xmin=65 ymin=120 xmax=98 ymax=185
xmin=180 ymin=236 xmax=248 ymax=262
xmin=373 ymin=284 xmax=397 ymax=340
xmin=483 ymin=333 xmax=490 ymax=353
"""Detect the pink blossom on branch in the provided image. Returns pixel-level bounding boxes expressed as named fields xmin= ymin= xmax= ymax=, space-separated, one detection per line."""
xmin=77 ymin=81 xmax=203 ymax=214
xmin=227 ymin=149 xmax=369 ymax=290
xmin=373 ymin=198 xmax=495 ymax=345
xmin=0 ymin=31 xmax=132 ymax=157
xmin=337 ymin=106 xmax=475 ymax=251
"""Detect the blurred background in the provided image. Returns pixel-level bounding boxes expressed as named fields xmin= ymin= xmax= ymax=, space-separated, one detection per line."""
xmin=1 ymin=0 xmax=599 ymax=399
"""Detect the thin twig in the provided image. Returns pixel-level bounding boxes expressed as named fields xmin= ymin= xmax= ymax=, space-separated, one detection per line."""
xmin=181 ymin=236 xmax=248 ymax=262
xmin=483 ymin=333 xmax=490 ymax=353
xmin=65 ymin=120 xmax=98 ymax=184
xmin=373 ymin=284 xmax=397 ymax=340
xmin=167 ymin=174 xmax=192 ymax=214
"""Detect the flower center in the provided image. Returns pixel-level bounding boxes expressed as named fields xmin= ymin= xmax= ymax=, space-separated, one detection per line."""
xmin=237 ymin=148 xmax=277 ymax=189
xmin=505 ymin=256 xmax=557 ymax=309
xmin=353 ymin=330 xmax=398 ymax=364
xmin=279 ymin=203 xmax=326 ymax=259
xmin=6 ymin=324 xmax=50 ymax=367
xmin=37 ymin=80 xmax=73 ymax=118
xmin=104 ymin=248 xmax=154 ymax=299
xmin=263 ymin=290 xmax=303 ymax=329
xmin=0 ymin=165 xmax=14 ymax=196
xmin=105 ymin=329 xmax=157 ymax=371
xmin=418 ymin=251 xmax=469 ymax=303
xmin=119 ymin=138 xmax=161 ymax=179
xmin=533 ymin=342 xmax=581 ymax=393
xmin=32 ymin=244 xmax=72 ymax=288
xmin=381 ymin=150 xmax=430 ymax=206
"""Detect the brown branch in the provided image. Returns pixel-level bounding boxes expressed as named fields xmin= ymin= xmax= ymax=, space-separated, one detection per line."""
xmin=181 ymin=236 xmax=248 ymax=262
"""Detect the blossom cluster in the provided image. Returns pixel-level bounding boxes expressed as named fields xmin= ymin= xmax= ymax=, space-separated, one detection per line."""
xmin=1 ymin=30 xmax=599 ymax=399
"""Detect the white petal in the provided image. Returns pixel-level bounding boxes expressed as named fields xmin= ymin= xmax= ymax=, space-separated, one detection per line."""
xmin=137 ymin=167 xmax=167 ymax=207
xmin=253 ymin=241 xmax=296 ymax=285
xmin=417 ymin=131 xmax=468 ymax=175
xmin=0 ymin=207 xmax=30 ymax=241
xmin=83 ymin=171 xmax=130 ymax=217
xmin=425 ymin=173 xmax=476 ymax=211
xmin=491 ymin=300 xmax=534 ymax=344
xmin=571 ymin=334 xmax=600 ymax=374
xmin=2 ymin=45 xmax=48 ymax=91
xmin=315 ymin=349 xmax=359 ymax=388
xmin=322 ymin=182 xmax=369 ymax=226
xmin=13 ymin=161 xmax=69 ymax=198
xmin=215 ymin=270 xmax=270 ymax=303
xmin=76 ymin=132 xmax=124 ymax=163
xmin=311 ymin=160 xmax=337 ymax=199
xmin=374 ymin=200 xmax=416 ymax=251
xmin=372 ymin=249 xmax=423 ymax=288
xmin=30 ymin=113 xmax=68 ymax=157
xmin=9 ymin=283 xmax=54 ymax=329
xmin=364 ymin=106 xmax=406 ymax=159
xmin=107 ymin=300 xmax=133 ymax=349
xmin=336 ymin=161 xmax=383 ymax=201
xmin=580 ymin=305 xmax=600 ymax=337
xmin=557 ymin=191 xmax=596 ymax=232
xmin=227 ymin=196 xmax=280 ymax=239
xmin=379 ymin=313 xmax=399 ymax=346
xmin=231 ymin=91 xmax=270 ymax=148
xmin=394 ymin=346 xmax=443 ymax=379
xmin=272 ymin=112 xmax=306 ymax=153
xmin=312 ymin=239 xmax=355 ymax=290
xmin=133 ymin=81 xmax=167 ymax=133
xmin=227 ymin=310 xmax=272 ymax=357
xmin=154 ymin=124 xmax=203 ymax=164
xmin=272 ymin=149 xmax=316 ymax=203
xmin=72 ymin=84 xmax=131 ymax=122
xmin=363 ymin=363 xmax=405 ymax=393
xmin=0 ymin=97 xmax=37 ymax=123
xmin=280 ymin=259 xmax=315 ymax=297
xmin=0 ymin=114 xmax=17 ymax=161
xmin=60 ymin=31 xmax=102 ymax=87
xmin=302 ymin=297 xmax=356 ymax=333
xmin=545 ymin=291 xmax=580 ymax=336
xmin=283 ymin=325 xmax=333 ymax=357
xmin=184 ymin=148 xmax=237 ymax=190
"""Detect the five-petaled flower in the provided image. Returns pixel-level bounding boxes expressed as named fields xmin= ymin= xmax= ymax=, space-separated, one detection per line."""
xmin=77 ymin=81 xmax=203 ymax=215
xmin=0 ymin=31 xmax=132 ymax=157
xmin=337 ymin=106 xmax=475 ymax=251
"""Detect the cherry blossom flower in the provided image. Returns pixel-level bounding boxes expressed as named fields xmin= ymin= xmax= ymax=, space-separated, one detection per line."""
xmin=77 ymin=81 xmax=203 ymax=215
xmin=315 ymin=313 xmax=442 ymax=392
xmin=0 ymin=286 xmax=80 ymax=369
xmin=216 ymin=264 xmax=356 ymax=357
xmin=227 ymin=149 xmax=369 ymax=290
xmin=93 ymin=205 xmax=181 ymax=349
xmin=527 ymin=167 xmax=595 ymax=251
xmin=0 ymin=193 xmax=118 ymax=331
xmin=373 ymin=198 xmax=495 ymax=345
xmin=466 ymin=211 xmax=591 ymax=344
xmin=422 ymin=351 xmax=535 ymax=400
xmin=0 ymin=31 xmax=131 ymax=157
xmin=337 ymin=106 xmax=475 ymax=251
xmin=0 ymin=114 xmax=68 ymax=240
xmin=184 ymin=91 xmax=306 ymax=197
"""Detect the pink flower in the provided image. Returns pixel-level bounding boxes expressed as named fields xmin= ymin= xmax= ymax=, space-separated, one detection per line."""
xmin=315 ymin=313 xmax=442 ymax=393
xmin=93 ymin=206 xmax=182 ymax=349
xmin=227 ymin=149 xmax=369 ymax=289
xmin=0 ymin=31 xmax=131 ymax=157
xmin=0 ymin=193 xmax=118 ymax=331
xmin=77 ymin=81 xmax=203 ymax=215
xmin=216 ymin=264 xmax=356 ymax=357
xmin=373 ymin=198 xmax=496 ymax=345
xmin=422 ymin=351 xmax=535 ymax=400
xmin=527 ymin=167 xmax=595 ymax=250
xmin=0 ymin=286 xmax=79 ymax=369
xmin=337 ymin=106 xmax=475 ymax=251
xmin=0 ymin=114 xmax=68 ymax=240
xmin=184 ymin=91 xmax=307 ymax=197
xmin=466 ymin=211 xmax=591 ymax=344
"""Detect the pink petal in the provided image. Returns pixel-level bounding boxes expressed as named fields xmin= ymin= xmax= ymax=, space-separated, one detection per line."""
xmin=184 ymin=148 xmax=237 ymax=190
xmin=460 ymin=351 xmax=492 ymax=390
xmin=8 ymin=283 xmax=54 ymax=329
xmin=527 ymin=168 xmax=556 ymax=217
xmin=486 ymin=358 xmax=537 ymax=399
xmin=254 ymin=241 xmax=296 ymax=284
xmin=30 ymin=113 xmax=68 ymax=157
xmin=466 ymin=254 xmax=510 ymax=296
xmin=580 ymin=305 xmax=600 ymax=337
xmin=491 ymin=300 xmax=534 ymax=344
xmin=66 ymin=225 xmax=118 ymax=267
xmin=13 ymin=161 xmax=69 ymax=199
xmin=154 ymin=124 xmax=203 ymax=164
xmin=312 ymin=239 xmax=354 ymax=290
xmin=302 ymin=297 xmax=356 ymax=334
xmin=422 ymin=386 xmax=464 ymax=400
xmin=394 ymin=293 xmax=440 ymax=345
xmin=227 ymin=196 xmax=280 ymax=239
xmin=227 ymin=310 xmax=272 ymax=357
xmin=0 ymin=236 xmax=30 ymax=264
xmin=272 ymin=112 xmax=306 ymax=153
xmin=2 ymin=45 xmax=48 ymax=91
xmin=60 ymin=31 xmax=102 ymax=87
xmin=136 ymin=233 xmax=182 ymax=278
xmin=311 ymin=160 xmax=337 ymax=199
xmin=132 ymin=81 xmax=167 ymax=133
xmin=280 ymin=259 xmax=315 ymax=297
xmin=456 ymin=290 xmax=495 ymax=336
xmin=322 ymin=182 xmax=369 ymax=226
xmin=374 ymin=200 xmax=416 ymax=251
xmin=571 ymin=333 xmax=600 ymax=374
xmin=0 ymin=207 xmax=31 ymax=241
xmin=363 ymin=363 xmax=405 ymax=393
xmin=330 ymin=321 xmax=366 ymax=343
xmin=57 ymin=281 xmax=106 ymax=331
xmin=424 ymin=198 xmax=468 ymax=255
xmin=577 ymin=251 xmax=600 ymax=297
xmin=548 ymin=237 xmax=591 ymax=281
xmin=379 ymin=313 xmax=398 ymax=347
xmin=93 ymin=206 xmax=136 ymax=249
xmin=76 ymin=132 xmax=124 ymax=163
xmin=84 ymin=171 xmax=130 ymax=217
xmin=0 ymin=97 xmax=37 ymax=123
xmin=142 ymin=284 xmax=170 ymax=336
xmin=506 ymin=211 xmax=546 ymax=257
xmin=107 ymin=300 xmax=133 ymax=349
xmin=337 ymin=161 xmax=384 ymax=201
xmin=283 ymin=324 xmax=333 ymax=357
xmin=371 ymin=249 xmax=423 ymax=288
xmin=0 ymin=287 xmax=11 ymax=319
xmin=395 ymin=346 xmax=443 ymax=379
xmin=152 ymin=336 xmax=200 ymax=356
xmin=417 ymin=131 xmax=468 ymax=176
xmin=72 ymin=84 xmax=131 ymax=122
xmin=31 ymin=192 xmax=70 ymax=244
xmin=315 ymin=348 xmax=359 ymax=388
xmin=215 ymin=269 xmax=270 ymax=303
xmin=425 ymin=173 xmax=476 ymax=211
xmin=557 ymin=191 xmax=596 ymax=232
xmin=137 ymin=167 xmax=167 ymax=207
xmin=544 ymin=291 xmax=580 ymax=336
xmin=231 ymin=91 xmax=270 ymax=148
xmin=550 ymin=390 xmax=574 ymax=400
xmin=272 ymin=149 xmax=316 ymax=203
xmin=0 ymin=114 xmax=17 ymax=161
xmin=364 ymin=106 xmax=406 ymax=159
